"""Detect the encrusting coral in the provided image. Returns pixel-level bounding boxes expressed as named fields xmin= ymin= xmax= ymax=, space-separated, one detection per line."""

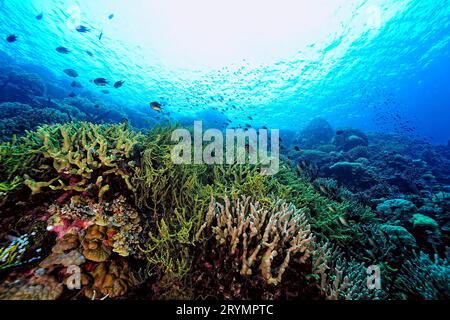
xmin=0 ymin=270 xmax=63 ymax=300
xmin=189 ymin=195 xmax=316 ymax=299
xmin=395 ymin=252 xmax=450 ymax=300
xmin=46 ymin=195 xmax=143 ymax=258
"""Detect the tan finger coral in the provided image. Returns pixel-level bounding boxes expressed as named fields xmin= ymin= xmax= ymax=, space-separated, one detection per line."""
xmin=199 ymin=195 xmax=313 ymax=286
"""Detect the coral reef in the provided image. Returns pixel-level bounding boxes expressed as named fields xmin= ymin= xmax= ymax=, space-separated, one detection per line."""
xmin=0 ymin=70 xmax=46 ymax=105
xmin=0 ymin=102 xmax=69 ymax=141
xmin=0 ymin=271 xmax=63 ymax=300
xmin=191 ymin=195 xmax=315 ymax=299
xmin=395 ymin=252 xmax=450 ymax=300
xmin=46 ymin=196 xmax=143 ymax=257
xmin=21 ymin=122 xmax=142 ymax=199
xmin=333 ymin=128 xmax=369 ymax=152
xmin=1 ymin=120 xmax=449 ymax=301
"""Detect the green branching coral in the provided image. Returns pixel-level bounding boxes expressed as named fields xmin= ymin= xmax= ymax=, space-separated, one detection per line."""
xmin=0 ymin=176 xmax=21 ymax=192
xmin=0 ymin=136 xmax=40 ymax=192
xmin=265 ymin=165 xmax=377 ymax=245
xmin=12 ymin=122 xmax=143 ymax=199
xmin=132 ymin=125 xmax=208 ymax=216
xmin=188 ymin=195 xmax=316 ymax=299
xmin=132 ymin=126 xmax=209 ymax=298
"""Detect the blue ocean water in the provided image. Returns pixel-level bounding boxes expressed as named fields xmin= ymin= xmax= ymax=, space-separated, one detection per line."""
xmin=0 ymin=0 xmax=449 ymax=142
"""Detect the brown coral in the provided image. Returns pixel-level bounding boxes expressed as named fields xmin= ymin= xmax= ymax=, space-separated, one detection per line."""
xmin=51 ymin=233 xmax=79 ymax=253
xmin=84 ymin=260 xmax=135 ymax=299
xmin=81 ymin=225 xmax=112 ymax=262
xmin=40 ymin=233 xmax=86 ymax=268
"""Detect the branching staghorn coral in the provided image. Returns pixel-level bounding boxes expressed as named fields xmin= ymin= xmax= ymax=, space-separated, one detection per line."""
xmin=198 ymin=195 xmax=313 ymax=286
xmin=139 ymin=206 xmax=197 ymax=299
xmin=132 ymin=126 xmax=211 ymax=298
xmin=19 ymin=122 xmax=142 ymax=198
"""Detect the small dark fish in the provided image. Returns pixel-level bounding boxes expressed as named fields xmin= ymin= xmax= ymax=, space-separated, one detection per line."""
xmin=86 ymin=50 xmax=94 ymax=57
xmin=71 ymin=81 xmax=82 ymax=88
xmin=68 ymin=92 xmax=77 ymax=98
xmin=248 ymin=116 xmax=253 ymax=120
xmin=64 ymin=69 xmax=79 ymax=78
xmin=6 ymin=35 xmax=17 ymax=43
xmin=94 ymin=104 xmax=100 ymax=109
xmin=108 ymin=14 xmax=114 ymax=20
xmin=114 ymin=80 xmax=125 ymax=89
xmin=94 ymin=78 xmax=108 ymax=86
xmin=150 ymin=101 xmax=162 ymax=112
xmin=98 ymin=31 xmax=103 ymax=41
xmin=76 ymin=25 xmax=90 ymax=33
xmin=56 ymin=46 xmax=70 ymax=54
xmin=36 ymin=13 xmax=43 ymax=20
xmin=294 ymin=146 xmax=300 ymax=151
xmin=101 ymin=90 xmax=110 ymax=94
